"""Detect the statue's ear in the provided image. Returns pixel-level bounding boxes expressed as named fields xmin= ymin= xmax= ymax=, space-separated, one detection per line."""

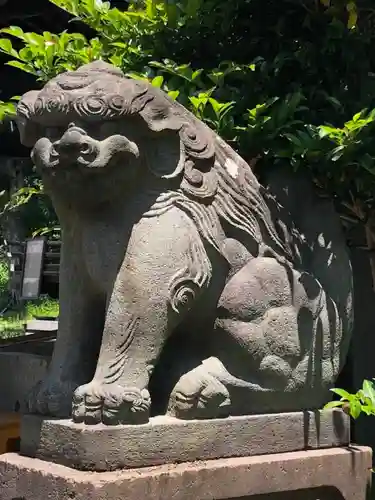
xmin=16 ymin=90 xmax=43 ymax=148
xmin=145 ymin=130 xmax=186 ymax=179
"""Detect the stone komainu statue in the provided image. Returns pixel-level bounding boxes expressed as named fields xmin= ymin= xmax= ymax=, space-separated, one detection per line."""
xmin=16 ymin=62 xmax=353 ymax=425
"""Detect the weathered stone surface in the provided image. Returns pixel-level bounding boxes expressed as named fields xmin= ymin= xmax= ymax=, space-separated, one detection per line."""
xmin=0 ymin=447 xmax=371 ymax=500
xmin=0 ymin=352 xmax=49 ymax=413
xmin=20 ymin=409 xmax=349 ymax=471
xmin=16 ymin=61 xmax=353 ymax=425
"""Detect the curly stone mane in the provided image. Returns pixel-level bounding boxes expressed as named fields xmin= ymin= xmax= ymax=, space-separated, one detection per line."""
xmin=17 ymin=61 xmax=291 ymax=260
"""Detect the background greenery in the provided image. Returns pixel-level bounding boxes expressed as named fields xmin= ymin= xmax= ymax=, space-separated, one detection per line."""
xmin=0 ymin=297 xmax=59 ymax=339
xmin=1 ymin=0 xmax=375 ymax=260
xmin=0 ymin=0 xmax=374 ymax=338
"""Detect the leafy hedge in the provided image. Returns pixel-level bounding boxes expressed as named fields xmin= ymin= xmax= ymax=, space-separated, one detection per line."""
xmin=1 ymin=0 xmax=375 ymax=270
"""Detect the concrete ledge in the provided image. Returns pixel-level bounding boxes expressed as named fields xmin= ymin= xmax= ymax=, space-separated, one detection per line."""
xmin=0 ymin=446 xmax=372 ymax=500
xmin=26 ymin=319 xmax=58 ymax=334
xmin=21 ymin=409 xmax=350 ymax=471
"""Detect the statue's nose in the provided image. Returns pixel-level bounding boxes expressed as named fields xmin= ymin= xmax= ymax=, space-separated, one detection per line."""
xmin=54 ymin=129 xmax=83 ymax=156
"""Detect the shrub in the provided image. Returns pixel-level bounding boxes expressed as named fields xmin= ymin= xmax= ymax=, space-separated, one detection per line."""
xmin=325 ymin=379 xmax=375 ymax=419
xmin=0 ymin=0 xmax=375 ymax=276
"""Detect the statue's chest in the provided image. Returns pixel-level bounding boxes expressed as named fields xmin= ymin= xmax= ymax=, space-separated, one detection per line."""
xmin=79 ymin=219 xmax=131 ymax=290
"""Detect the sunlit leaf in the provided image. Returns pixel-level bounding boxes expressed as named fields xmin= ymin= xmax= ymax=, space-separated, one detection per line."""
xmin=0 ymin=38 xmax=18 ymax=58
xmin=6 ymin=60 xmax=37 ymax=75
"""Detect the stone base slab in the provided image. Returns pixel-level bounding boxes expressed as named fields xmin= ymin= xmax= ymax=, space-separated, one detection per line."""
xmin=21 ymin=409 xmax=349 ymax=471
xmin=0 ymin=446 xmax=371 ymax=500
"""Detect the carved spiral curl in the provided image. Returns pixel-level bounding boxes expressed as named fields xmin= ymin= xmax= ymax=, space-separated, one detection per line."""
xmin=34 ymin=97 xmax=45 ymax=116
xmin=180 ymin=123 xmax=214 ymax=160
xmin=107 ymin=94 xmax=127 ymax=114
xmin=181 ymin=168 xmax=218 ymax=200
xmin=184 ymin=160 xmax=203 ymax=187
xmin=74 ymin=95 xmax=108 ymax=118
xmin=45 ymin=93 xmax=70 ymax=114
xmin=170 ymin=278 xmax=202 ymax=315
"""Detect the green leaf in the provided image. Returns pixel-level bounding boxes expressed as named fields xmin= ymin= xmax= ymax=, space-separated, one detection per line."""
xmin=208 ymin=70 xmax=224 ymax=85
xmin=110 ymin=42 xmax=128 ymax=48
xmin=23 ymin=32 xmax=44 ymax=47
xmin=127 ymin=72 xmax=150 ymax=82
xmin=189 ymin=95 xmax=205 ymax=110
xmin=330 ymin=388 xmax=352 ymax=400
xmin=185 ymin=0 xmax=201 ymax=17
xmin=6 ymin=60 xmax=37 ymax=75
xmin=330 ymin=145 xmax=346 ymax=162
xmin=209 ymin=98 xmax=221 ymax=117
xmin=151 ymin=75 xmax=164 ymax=88
xmin=362 ymin=380 xmax=375 ymax=405
xmin=284 ymin=133 xmax=303 ymax=148
xmin=318 ymin=125 xmax=341 ymax=139
xmin=0 ymin=38 xmax=18 ymax=58
xmin=349 ymin=400 xmax=362 ymax=419
xmin=326 ymin=95 xmax=343 ymax=110
xmin=0 ymin=26 xmax=25 ymax=40
xmin=0 ymin=101 xmax=16 ymax=121
xmin=360 ymin=405 xmax=374 ymax=416
xmin=146 ymin=0 xmax=157 ymax=18
xmin=192 ymin=69 xmax=203 ymax=80
xmin=324 ymin=400 xmax=344 ymax=410
xmin=165 ymin=2 xmax=178 ymax=27
xmin=168 ymin=90 xmax=180 ymax=100
xmin=360 ymin=154 xmax=375 ymax=174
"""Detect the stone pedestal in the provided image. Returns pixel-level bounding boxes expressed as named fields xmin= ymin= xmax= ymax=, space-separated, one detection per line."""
xmin=3 ymin=409 xmax=369 ymax=499
xmin=20 ymin=410 xmax=350 ymax=471
xmin=0 ymin=446 xmax=371 ymax=500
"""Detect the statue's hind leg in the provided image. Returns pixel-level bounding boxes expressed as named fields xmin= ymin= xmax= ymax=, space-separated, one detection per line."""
xmin=167 ymin=256 xmax=302 ymax=419
xmin=167 ymin=357 xmax=231 ymax=419
xmin=168 ymin=252 xmax=346 ymax=419
xmin=167 ymin=355 xmax=272 ymax=419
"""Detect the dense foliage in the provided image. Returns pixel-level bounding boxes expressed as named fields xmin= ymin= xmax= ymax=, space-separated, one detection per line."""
xmin=1 ymin=0 xmax=375 ymax=255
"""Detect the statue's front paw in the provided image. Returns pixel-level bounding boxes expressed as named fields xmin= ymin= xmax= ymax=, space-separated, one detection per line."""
xmin=72 ymin=381 xmax=151 ymax=425
xmin=27 ymin=378 xmax=78 ymax=418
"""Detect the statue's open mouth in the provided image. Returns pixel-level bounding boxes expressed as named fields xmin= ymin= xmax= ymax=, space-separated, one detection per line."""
xmin=32 ymin=126 xmax=139 ymax=170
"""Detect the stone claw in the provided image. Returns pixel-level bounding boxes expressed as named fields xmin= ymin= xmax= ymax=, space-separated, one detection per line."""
xmin=72 ymin=381 xmax=151 ymax=425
